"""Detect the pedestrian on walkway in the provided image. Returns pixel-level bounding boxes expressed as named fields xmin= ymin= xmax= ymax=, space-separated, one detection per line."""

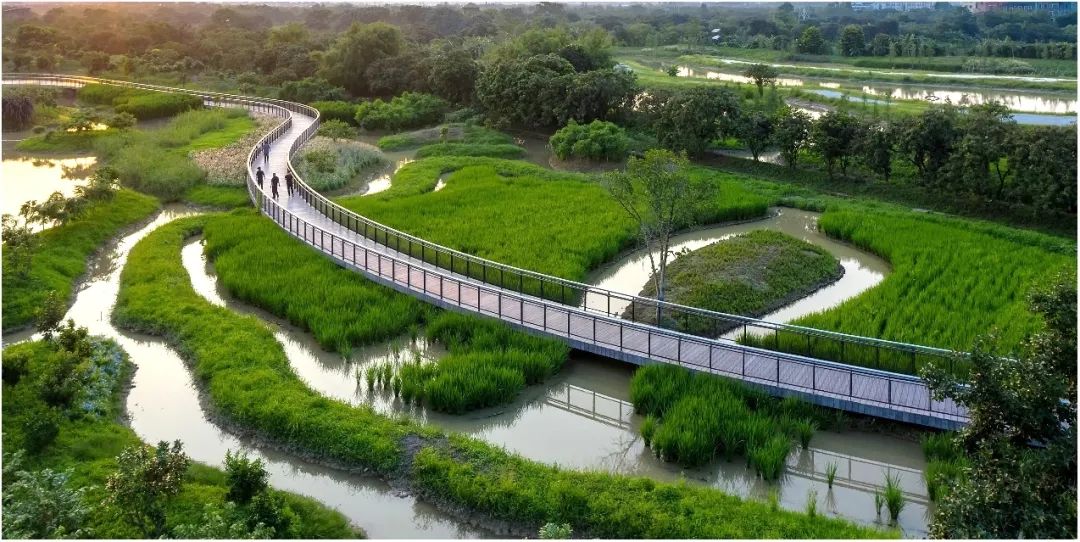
xmin=255 ymin=166 xmax=264 ymax=188
xmin=285 ymin=171 xmax=294 ymax=196
xmin=270 ymin=173 xmax=280 ymax=200
xmin=262 ymin=140 xmax=271 ymax=164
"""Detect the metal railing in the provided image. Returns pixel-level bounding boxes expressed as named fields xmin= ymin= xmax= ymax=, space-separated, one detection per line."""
xmin=4 ymin=74 xmax=970 ymax=427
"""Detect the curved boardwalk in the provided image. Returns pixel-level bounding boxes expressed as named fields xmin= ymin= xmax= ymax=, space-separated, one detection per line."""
xmin=4 ymin=74 xmax=969 ymax=429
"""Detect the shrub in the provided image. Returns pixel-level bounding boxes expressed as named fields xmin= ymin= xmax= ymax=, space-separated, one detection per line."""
xmin=549 ymin=119 xmax=629 ymax=161
xmin=538 ymin=522 xmax=573 ymax=539
xmin=311 ymin=101 xmax=358 ymax=126
xmin=105 ymin=440 xmax=190 ymax=537
xmin=114 ymin=93 xmax=203 ymax=120
xmin=1 ymin=454 xmax=92 ymax=538
xmin=317 ymin=119 xmax=356 ymax=140
xmin=278 ymin=77 xmax=347 ymax=104
xmin=22 ymin=405 xmax=61 ymax=453
xmin=224 ymin=449 xmax=269 ymax=504
xmin=354 ymin=92 xmax=447 ymax=131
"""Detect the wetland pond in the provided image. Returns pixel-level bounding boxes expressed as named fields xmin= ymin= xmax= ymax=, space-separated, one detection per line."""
xmin=2 ymin=203 xmax=929 ymax=538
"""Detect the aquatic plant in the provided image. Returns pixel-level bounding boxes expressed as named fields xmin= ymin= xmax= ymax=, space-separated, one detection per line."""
xmin=924 ymin=458 xmax=967 ymax=502
xmin=806 ymin=488 xmax=818 ymax=518
xmin=294 ymin=136 xmax=387 ymax=191
xmin=882 ymin=472 xmax=906 ymax=523
xmin=921 ymin=432 xmax=961 ymax=462
xmin=873 ymin=491 xmax=884 ymax=517
xmin=825 ymin=461 xmax=838 ymax=489
xmin=112 ymin=215 xmax=888 ymax=539
xmin=749 ymin=435 xmax=791 ymax=481
xmin=640 ymin=415 xmax=658 ymax=446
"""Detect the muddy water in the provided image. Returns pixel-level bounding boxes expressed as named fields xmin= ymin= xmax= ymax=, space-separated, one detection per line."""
xmin=585 ymin=208 xmax=889 ymax=331
xmin=182 ymin=237 xmax=929 ymax=537
xmin=1 ymin=155 xmax=97 ymax=224
xmin=1 ymin=208 xmax=486 ymax=539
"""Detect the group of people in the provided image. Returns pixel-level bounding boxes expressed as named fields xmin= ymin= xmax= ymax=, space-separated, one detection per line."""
xmin=253 ymin=139 xmax=295 ymax=200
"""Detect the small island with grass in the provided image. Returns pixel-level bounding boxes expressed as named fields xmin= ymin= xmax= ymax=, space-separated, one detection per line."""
xmin=627 ymin=230 xmax=843 ymax=334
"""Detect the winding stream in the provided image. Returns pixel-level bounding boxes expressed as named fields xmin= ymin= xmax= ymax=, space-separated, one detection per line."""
xmin=2 ymin=208 xmax=487 ymax=539
xmin=181 ymin=223 xmax=931 ymax=536
xmin=585 ymin=207 xmax=889 ymax=334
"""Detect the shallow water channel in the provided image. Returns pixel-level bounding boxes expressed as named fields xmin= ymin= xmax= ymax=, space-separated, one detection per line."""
xmin=586 ymin=207 xmax=889 ymax=338
xmin=180 ymin=217 xmax=931 ymax=536
xmin=1 ymin=208 xmax=488 ymax=538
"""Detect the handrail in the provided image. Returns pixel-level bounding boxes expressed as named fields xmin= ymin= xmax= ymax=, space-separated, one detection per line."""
xmin=3 ymin=72 xmax=965 ymax=375
xmin=3 ymin=73 xmax=968 ymax=426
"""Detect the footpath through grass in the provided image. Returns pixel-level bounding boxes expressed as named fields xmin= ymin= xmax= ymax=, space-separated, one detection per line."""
xmin=1 ymin=336 xmax=358 ymax=538
xmin=2 ymin=189 xmax=159 ymax=332
xmin=112 ymin=214 xmax=889 ymax=539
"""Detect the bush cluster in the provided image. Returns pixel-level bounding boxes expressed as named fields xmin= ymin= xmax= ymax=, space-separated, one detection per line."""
xmin=354 ymin=92 xmax=447 ymax=131
xmin=549 ymin=119 xmax=629 ymax=161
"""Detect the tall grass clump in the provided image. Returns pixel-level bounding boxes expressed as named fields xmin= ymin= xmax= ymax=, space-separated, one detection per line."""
xmin=376 ymin=123 xmax=513 ymax=151
xmin=920 ymin=431 xmax=966 ymax=502
xmin=882 ymin=472 xmax=906 ymax=523
xmin=295 ymin=136 xmax=387 ymax=191
xmin=825 ymin=461 xmax=838 ymax=488
xmin=113 ymin=214 xmax=888 ymax=539
xmin=806 ymin=488 xmax=818 ymax=518
xmin=414 ymin=142 xmax=525 ymax=159
xmin=631 ymin=365 xmax=826 ymax=480
xmin=114 ymin=92 xmax=203 ymax=119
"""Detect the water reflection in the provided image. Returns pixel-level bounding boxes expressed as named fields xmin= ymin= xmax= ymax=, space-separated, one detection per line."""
xmin=182 ymin=237 xmax=929 ymax=536
xmin=1 ymin=155 xmax=97 ymax=222
xmin=678 ymin=66 xmax=804 ymax=87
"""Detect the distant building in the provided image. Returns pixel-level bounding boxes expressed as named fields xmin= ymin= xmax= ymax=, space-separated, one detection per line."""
xmin=965 ymin=2 xmax=1078 ymax=16
xmin=850 ymin=2 xmax=936 ymax=11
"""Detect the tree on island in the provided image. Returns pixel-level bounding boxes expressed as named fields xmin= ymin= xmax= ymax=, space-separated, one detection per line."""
xmin=601 ymin=149 xmax=712 ymax=323
xmin=743 ymin=63 xmax=779 ymax=97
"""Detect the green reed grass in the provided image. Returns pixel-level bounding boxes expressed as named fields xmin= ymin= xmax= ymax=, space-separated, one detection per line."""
xmin=882 ymin=472 xmax=906 ymax=523
xmin=630 ymin=364 xmax=827 ymax=479
xmin=112 ymin=215 xmax=889 ymax=539
xmin=806 ymin=488 xmax=818 ymax=518
xmin=2 ymin=189 xmax=159 ymax=331
xmin=826 ymin=461 xmax=838 ymax=489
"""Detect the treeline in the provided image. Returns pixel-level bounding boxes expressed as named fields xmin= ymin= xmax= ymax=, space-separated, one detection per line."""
xmin=728 ymin=102 xmax=1076 ymax=216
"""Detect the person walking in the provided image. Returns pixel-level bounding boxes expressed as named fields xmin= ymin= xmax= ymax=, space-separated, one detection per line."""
xmin=255 ymin=166 xmax=265 ymax=189
xmin=262 ymin=140 xmax=271 ymax=164
xmin=270 ymin=173 xmax=280 ymax=200
xmin=285 ymin=171 xmax=294 ymax=196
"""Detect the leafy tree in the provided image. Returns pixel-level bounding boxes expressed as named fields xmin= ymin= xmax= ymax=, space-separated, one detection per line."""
xmin=557 ymin=69 xmax=638 ymax=125
xmin=869 ymin=33 xmax=892 ymax=56
xmin=311 ymin=100 xmax=358 ymax=125
xmin=245 ymin=491 xmax=299 ymax=538
xmin=35 ymin=291 xmax=66 ymax=340
xmin=897 ymin=104 xmax=959 ymax=185
xmin=737 ymin=111 xmax=774 ymax=162
xmin=1 ymin=214 xmax=38 ymax=277
xmin=772 ymin=107 xmax=812 ymax=169
xmin=601 ymin=149 xmax=711 ymax=320
xmin=796 ymin=26 xmax=827 ymax=54
xmin=922 ymin=272 xmax=1077 ymax=539
xmin=1 ymin=452 xmax=92 ymax=538
xmin=426 ymin=46 xmax=479 ymax=104
xmin=839 ymin=25 xmax=866 ymax=56
xmin=859 ymin=122 xmax=895 ymax=182
xmin=224 ymin=449 xmax=269 ymax=504
xmin=1008 ymin=126 xmax=1077 ymax=214
xmin=75 ymin=166 xmax=121 ymax=201
xmin=652 ymin=87 xmax=740 ymax=156
xmin=743 ymin=63 xmax=779 ymax=97
xmin=811 ymin=111 xmax=862 ymax=178
xmin=105 ymin=440 xmax=190 ymax=537
xmin=277 ymin=77 xmax=347 ymax=104
xmin=549 ymin=119 xmax=628 ymax=161
xmin=476 ymin=54 xmax=576 ymax=128
xmin=80 ymin=51 xmax=111 ymax=74
xmin=950 ymin=101 xmax=1014 ymax=197
xmin=319 ymin=22 xmax=404 ymax=96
